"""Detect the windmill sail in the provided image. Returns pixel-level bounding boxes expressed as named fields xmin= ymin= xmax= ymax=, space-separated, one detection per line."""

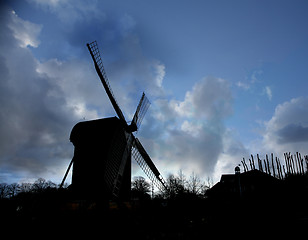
xmin=132 ymin=137 xmax=166 ymax=192
xmin=131 ymin=92 xmax=150 ymax=131
xmin=87 ymin=41 xmax=127 ymax=126
xmin=111 ymin=132 xmax=134 ymax=198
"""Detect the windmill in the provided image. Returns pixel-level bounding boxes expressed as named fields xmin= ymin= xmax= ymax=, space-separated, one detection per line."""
xmin=61 ymin=41 xmax=166 ymax=200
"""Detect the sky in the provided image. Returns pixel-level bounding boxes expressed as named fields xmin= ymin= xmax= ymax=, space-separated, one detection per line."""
xmin=1 ymin=0 xmax=308 ymax=185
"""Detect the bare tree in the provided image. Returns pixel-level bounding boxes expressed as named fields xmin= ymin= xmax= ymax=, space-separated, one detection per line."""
xmin=187 ymin=172 xmax=204 ymax=195
xmin=7 ymin=183 xmax=20 ymax=198
xmin=177 ymin=169 xmax=187 ymax=190
xmin=131 ymin=176 xmax=151 ymax=194
xmin=32 ymin=178 xmax=48 ymax=192
xmin=161 ymin=171 xmax=211 ymax=199
xmin=0 ymin=183 xmax=9 ymax=199
xmin=19 ymin=182 xmax=32 ymax=193
xmin=165 ymin=174 xmax=186 ymax=198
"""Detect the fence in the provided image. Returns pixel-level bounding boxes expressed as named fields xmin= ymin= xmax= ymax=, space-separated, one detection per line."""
xmin=241 ymin=152 xmax=308 ymax=179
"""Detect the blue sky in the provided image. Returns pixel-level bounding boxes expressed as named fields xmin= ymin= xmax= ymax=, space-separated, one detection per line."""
xmin=1 ymin=0 xmax=308 ymax=184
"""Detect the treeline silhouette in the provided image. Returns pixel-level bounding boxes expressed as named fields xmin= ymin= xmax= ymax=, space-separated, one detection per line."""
xmin=132 ymin=171 xmax=212 ymax=200
xmin=0 ymin=178 xmax=66 ymax=199
xmin=0 ymin=172 xmax=211 ymax=218
xmin=0 ymin=172 xmax=214 ymax=238
xmin=1 ymin=169 xmax=308 ymax=238
xmin=0 ymin=171 xmax=211 ymax=200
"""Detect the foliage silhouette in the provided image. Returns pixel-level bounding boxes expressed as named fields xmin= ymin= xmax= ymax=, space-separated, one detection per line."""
xmin=1 ymin=169 xmax=308 ymax=238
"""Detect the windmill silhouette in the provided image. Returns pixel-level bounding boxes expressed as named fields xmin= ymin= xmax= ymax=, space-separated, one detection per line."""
xmin=61 ymin=41 xmax=166 ymax=200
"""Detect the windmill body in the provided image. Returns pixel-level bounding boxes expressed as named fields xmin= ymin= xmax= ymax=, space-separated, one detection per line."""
xmin=61 ymin=41 xmax=166 ymax=200
xmin=70 ymin=117 xmax=131 ymax=200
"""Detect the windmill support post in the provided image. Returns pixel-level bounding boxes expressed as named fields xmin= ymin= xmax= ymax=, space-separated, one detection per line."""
xmin=60 ymin=157 xmax=74 ymax=188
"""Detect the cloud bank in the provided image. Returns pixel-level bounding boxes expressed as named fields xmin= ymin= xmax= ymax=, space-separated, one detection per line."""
xmin=0 ymin=6 xmax=245 ymax=183
xmin=2 ymin=2 xmax=308 ymax=185
xmin=0 ymin=6 xmax=170 ymax=183
xmin=138 ymin=77 xmax=248 ymax=180
xmin=0 ymin=8 xmax=79 ymax=182
xmin=262 ymin=97 xmax=308 ymax=154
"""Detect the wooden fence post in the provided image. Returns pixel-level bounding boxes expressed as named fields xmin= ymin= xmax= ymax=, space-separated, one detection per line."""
xmin=271 ymin=153 xmax=276 ymax=178
xmin=266 ymin=154 xmax=271 ymax=176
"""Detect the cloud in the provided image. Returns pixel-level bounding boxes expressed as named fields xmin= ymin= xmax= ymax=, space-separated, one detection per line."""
xmin=276 ymin=124 xmax=308 ymax=144
xmin=262 ymin=97 xmax=308 ymax=154
xmin=173 ymin=77 xmax=233 ymax=120
xmin=264 ymin=86 xmax=272 ymax=101
xmin=7 ymin=10 xmax=42 ymax=48
xmin=141 ymin=77 xmax=237 ymax=179
xmin=236 ymin=81 xmax=250 ymax=90
xmin=0 ymin=8 xmax=99 ymax=182
xmin=236 ymin=70 xmax=263 ymax=90
xmin=36 ymin=58 xmax=105 ymax=120
xmin=28 ymin=0 xmax=104 ymax=25
xmin=251 ymin=70 xmax=263 ymax=83
xmin=0 ymin=5 xmax=245 ymax=184
xmin=0 ymin=6 xmax=167 ymax=183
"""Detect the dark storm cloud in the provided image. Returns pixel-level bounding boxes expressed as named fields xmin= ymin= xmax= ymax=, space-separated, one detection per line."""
xmin=0 ymin=2 xmax=246 ymax=183
xmin=276 ymin=124 xmax=308 ymax=144
xmin=0 ymin=8 xmax=77 ymax=181
xmin=0 ymin=5 xmax=166 ymax=182
xmin=262 ymin=97 xmax=308 ymax=154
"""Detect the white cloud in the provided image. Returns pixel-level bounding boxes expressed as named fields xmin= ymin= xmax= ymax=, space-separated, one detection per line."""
xmin=141 ymin=77 xmax=237 ymax=180
xmin=36 ymin=58 xmax=105 ymax=120
xmin=236 ymin=81 xmax=250 ymax=90
xmin=251 ymin=70 xmax=263 ymax=83
xmin=237 ymin=70 xmax=263 ymax=90
xmin=264 ymin=86 xmax=272 ymax=101
xmin=173 ymin=77 xmax=233 ymax=120
xmin=153 ymin=62 xmax=165 ymax=88
xmin=8 ymin=10 xmax=42 ymax=48
xmin=180 ymin=120 xmax=202 ymax=137
xmin=214 ymin=128 xmax=249 ymax=178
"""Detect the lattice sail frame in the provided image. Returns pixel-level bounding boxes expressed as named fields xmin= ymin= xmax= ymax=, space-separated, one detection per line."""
xmin=132 ymin=92 xmax=150 ymax=130
xmin=132 ymin=138 xmax=166 ymax=192
xmin=87 ymin=41 xmax=126 ymax=123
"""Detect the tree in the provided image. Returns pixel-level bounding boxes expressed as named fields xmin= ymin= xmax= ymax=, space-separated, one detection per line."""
xmin=187 ymin=172 xmax=203 ymax=195
xmin=131 ymin=176 xmax=151 ymax=194
xmin=7 ymin=183 xmax=20 ymax=198
xmin=0 ymin=183 xmax=9 ymax=199
xmin=19 ymin=182 xmax=32 ymax=193
xmin=161 ymin=170 xmax=210 ymax=199
xmin=166 ymin=174 xmax=185 ymax=198
xmin=32 ymin=178 xmax=49 ymax=192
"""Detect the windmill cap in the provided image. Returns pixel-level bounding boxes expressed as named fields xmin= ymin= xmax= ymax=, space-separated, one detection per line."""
xmin=70 ymin=117 xmax=121 ymax=146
